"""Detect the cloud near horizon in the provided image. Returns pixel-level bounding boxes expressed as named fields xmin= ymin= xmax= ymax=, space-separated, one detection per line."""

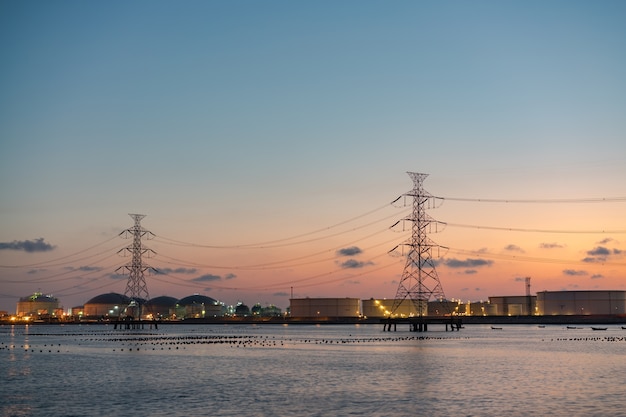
xmin=336 ymin=246 xmax=362 ymax=257
xmin=339 ymin=259 xmax=373 ymax=269
xmin=108 ymin=272 xmax=127 ymax=280
xmin=563 ymin=269 xmax=587 ymax=276
xmin=582 ymin=245 xmax=624 ymax=263
xmin=540 ymin=242 xmax=564 ymax=249
xmin=156 ymin=267 xmax=198 ymax=275
xmin=504 ymin=244 xmax=525 ymax=253
xmin=63 ymin=266 xmax=102 ymax=272
xmin=191 ymin=273 xmax=236 ymax=282
xmin=0 ymin=238 xmax=55 ymax=252
xmin=443 ymin=258 xmax=494 ymax=268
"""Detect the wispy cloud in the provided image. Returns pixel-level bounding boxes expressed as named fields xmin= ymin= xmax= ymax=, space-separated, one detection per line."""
xmin=504 ymin=244 xmax=525 ymax=253
xmin=339 ymin=259 xmax=373 ymax=269
xmin=156 ymin=267 xmax=198 ymax=275
xmin=588 ymin=246 xmax=611 ymax=256
xmin=192 ymin=274 xmax=223 ymax=282
xmin=0 ymin=238 xmax=55 ymax=252
xmin=597 ymin=238 xmax=615 ymax=245
xmin=191 ymin=273 xmax=237 ymax=282
xmin=108 ymin=272 xmax=127 ymax=280
xmin=563 ymin=269 xmax=587 ymax=276
xmin=582 ymin=245 xmax=624 ymax=263
xmin=443 ymin=258 xmax=493 ymax=268
xmin=79 ymin=266 xmax=102 ymax=272
xmin=539 ymin=242 xmax=564 ymax=249
xmin=336 ymin=246 xmax=362 ymax=257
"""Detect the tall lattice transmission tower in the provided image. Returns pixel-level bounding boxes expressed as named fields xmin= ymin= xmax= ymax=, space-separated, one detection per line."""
xmin=116 ymin=214 xmax=155 ymax=318
xmin=389 ymin=172 xmax=448 ymax=317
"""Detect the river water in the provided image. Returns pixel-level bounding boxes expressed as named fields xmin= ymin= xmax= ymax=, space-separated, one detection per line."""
xmin=1 ymin=323 xmax=625 ymax=417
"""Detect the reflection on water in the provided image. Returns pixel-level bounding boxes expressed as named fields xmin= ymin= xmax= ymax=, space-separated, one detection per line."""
xmin=1 ymin=324 xmax=625 ymax=416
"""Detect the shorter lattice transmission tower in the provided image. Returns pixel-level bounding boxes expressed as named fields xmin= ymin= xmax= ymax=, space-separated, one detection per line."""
xmin=389 ymin=172 xmax=449 ymax=318
xmin=116 ymin=213 xmax=156 ymax=319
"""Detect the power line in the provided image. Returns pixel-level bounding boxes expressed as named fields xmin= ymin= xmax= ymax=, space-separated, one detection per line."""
xmin=442 ymin=222 xmax=626 ymax=234
xmin=55 ymin=275 xmax=121 ymax=298
xmin=291 ymin=260 xmax=400 ymax=290
xmin=444 ymin=247 xmax=626 ymax=267
xmin=154 ymin=202 xmax=396 ymax=249
xmin=434 ymin=196 xmax=626 ymax=204
xmin=154 ymin=226 xmax=400 ymax=271
xmin=0 ymin=235 xmax=122 ymax=268
xmin=2 ymin=254 xmax=120 ymax=284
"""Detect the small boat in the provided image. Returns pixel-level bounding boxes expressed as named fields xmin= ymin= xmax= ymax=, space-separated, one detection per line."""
xmin=622 ymin=326 xmax=626 ymax=330
xmin=591 ymin=327 xmax=607 ymax=331
xmin=537 ymin=325 xmax=545 ymax=328
xmin=491 ymin=326 xmax=503 ymax=330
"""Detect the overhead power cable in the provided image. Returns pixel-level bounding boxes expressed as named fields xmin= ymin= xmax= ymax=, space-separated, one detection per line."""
xmin=2 ymin=253 xmax=120 ymax=284
xmin=154 ymin=225 xmax=402 ymax=270
xmin=442 ymin=222 xmax=626 ymax=234
xmin=154 ymin=202 xmax=397 ymax=249
xmin=55 ymin=275 xmax=122 ymax=298
xmin=243 ymin=251 xmax=399 ymax=291
xmin=433 ymin=196 xmax=626 ymax=204
xmin=152 ymin=246 xmax=402 ymax=292
xmin=0 ymin=235 xmax=122 ymax=268
xmin=445 ymin=247 xmax=626 ymax=267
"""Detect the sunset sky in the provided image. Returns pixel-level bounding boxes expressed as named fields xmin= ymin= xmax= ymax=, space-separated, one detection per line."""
xmin=1 ymin=0 xmax=625 ymax=312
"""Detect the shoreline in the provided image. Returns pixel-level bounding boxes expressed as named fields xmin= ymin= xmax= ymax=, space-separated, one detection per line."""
xmin=2 ymin=314 xmax=625 ymax=326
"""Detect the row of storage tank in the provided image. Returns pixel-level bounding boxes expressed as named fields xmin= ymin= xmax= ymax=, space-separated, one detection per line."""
xmin=14 ymin=293 xmax=260 ymax=320
xmin=295 ymin=291 xmax=626 ymax=318
xmin=13 ymin=290 xmax=626 ymax=320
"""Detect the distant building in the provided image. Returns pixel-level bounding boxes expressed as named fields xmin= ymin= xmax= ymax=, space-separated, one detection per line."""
xmin=145 ymin=296 xmax=178 ymax=319
xmin=456 ymin=301 xmax=497 ymax=316
xmin=427 ymin=300 xmax=459 ymax=316
xmin=487 ymin=296 xmax=536 ymax=316
xmin=234 ymin=302 xmax=250 ymax=317
xmin=83 ymin=293 xmax=130 ymax=318
xmin=16 ymin=292 xmax=59 ymax=317
xmin=537 ymin=290 xmax=626 ymax=315
xmin=177 ymin=294 xmax=223 ymax=318
xmin=362 ymin=298 xmax=422 ymax=318
xmin=362 ymin=298 xmax=460 ymax=318
xmin=71 ymin=306 xmax=84 ymax=318
xmin=290 ymin=298 xmax=360 ymax=318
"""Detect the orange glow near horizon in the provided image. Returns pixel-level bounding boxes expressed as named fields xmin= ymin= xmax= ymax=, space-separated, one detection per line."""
xmin=1 ymin=190 xmax=624 ymax=312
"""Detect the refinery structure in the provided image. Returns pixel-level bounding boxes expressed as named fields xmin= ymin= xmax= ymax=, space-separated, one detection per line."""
xmin=3 ymin=173 xmax=625 ymax=325
xmin=8 ymin=290 xmax=626 ymax=323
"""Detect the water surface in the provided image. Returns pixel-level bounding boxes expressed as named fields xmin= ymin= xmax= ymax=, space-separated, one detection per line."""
xmin=1 ymin=323 xmax=625 ymax=416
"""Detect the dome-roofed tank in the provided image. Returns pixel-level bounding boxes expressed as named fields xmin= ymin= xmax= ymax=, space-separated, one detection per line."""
xmin=145 ymin=296 xmax=178 ymax=319
xmin=85 ymin=292 xmax=130 ymax=305
xmin=83 ymin=292 xmax=131 ymax=318
xmin=177 ymin=294 xmax=222 ymax=318
xmin=178 ymin=294 xmax=218 ymax=306
xmin=16 ymin=292 xmax=59 ymax=316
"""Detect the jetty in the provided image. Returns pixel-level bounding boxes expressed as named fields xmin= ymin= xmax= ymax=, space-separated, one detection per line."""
xmin=112 ymin=317 xmax=159 ymax=330
xmin=382 ymin=316 xmax=463 ymax=332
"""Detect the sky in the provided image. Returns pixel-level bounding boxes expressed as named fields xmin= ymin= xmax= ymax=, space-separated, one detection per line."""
xmin=1 ymin=0 xmax=625 ymax=313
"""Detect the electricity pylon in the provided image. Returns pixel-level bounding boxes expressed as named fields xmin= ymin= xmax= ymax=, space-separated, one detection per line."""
xmin=116 ymin=214 xmax=155 ymax=318
xmin=389 ymin=172 xmax=448 ymax=317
